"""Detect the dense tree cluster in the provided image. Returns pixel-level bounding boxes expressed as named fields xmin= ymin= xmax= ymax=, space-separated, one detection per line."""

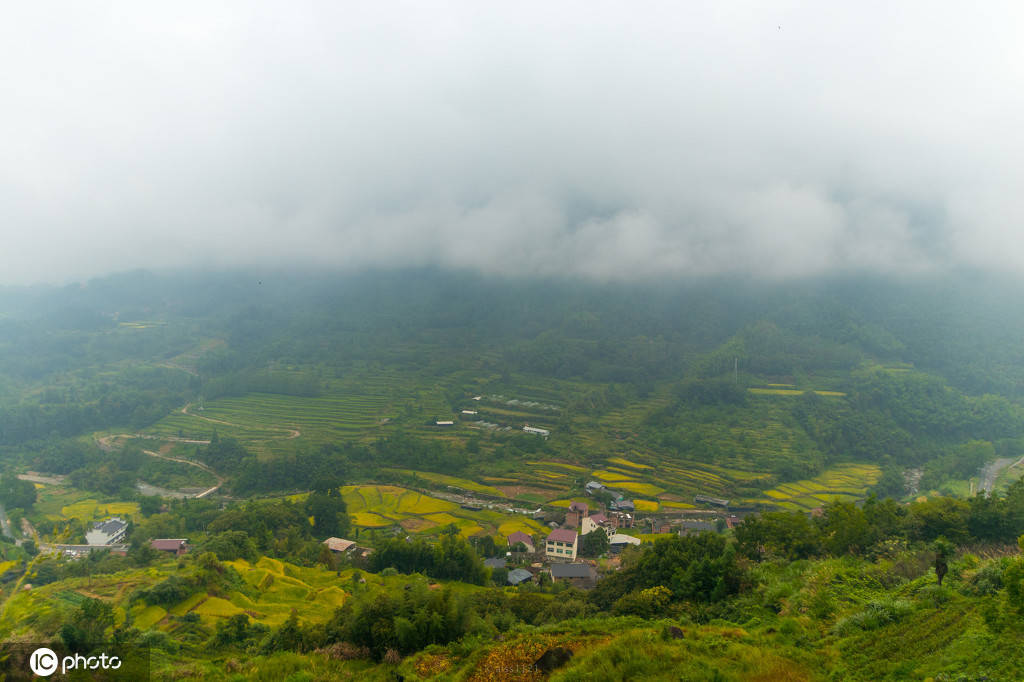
xmin=369 ymin=532 xmax=488 ymax=585
xmin=735 ymin=482 xmax=1024 ymax=561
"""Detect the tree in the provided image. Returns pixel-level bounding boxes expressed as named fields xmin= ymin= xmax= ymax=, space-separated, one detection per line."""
xmin=0 ymin=475 xmax=36 ymax=510
xmin=59 ymin=598 xmax=114 ymax=653
xmin=318 ymin=544 xmax=338 ymax=571
xmin=306 ymin=489 xmax=350 ymax=538
xmin=909 ymin=497 xmax=970 ymax=543
xmin=580 ymin=530 xmax=610 ymax=557
xmin=734 ymin=511 xmax=821 ymax=560
xmin=819 ymin=502 xmax=871 ymax=556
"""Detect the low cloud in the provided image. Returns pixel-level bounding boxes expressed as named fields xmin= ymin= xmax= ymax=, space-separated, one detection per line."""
xmin=2 ymin=2 xmax=1023 ymax=284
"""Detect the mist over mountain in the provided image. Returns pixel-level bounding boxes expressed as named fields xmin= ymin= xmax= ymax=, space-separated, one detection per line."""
xmin=3 ymin=2 xmax=1024 ymax=284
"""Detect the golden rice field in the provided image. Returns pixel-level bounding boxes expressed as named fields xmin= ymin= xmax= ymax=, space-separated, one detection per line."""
xmin=383 ymin=470 xmax=505 ymax=497
xmin=59 ymin=500 xmax=140 ymax=522
xmin=497 ymin=517 xmax=548 ymax=536
xmin=660 ymin=501 xmax=697 ymax=510
xmin=607 ymin=457 xmax=653 ymax=470
xmin=592 ymin=470 xmax=636 ymax=483
xmin=341 ymin=484 xmax=548 ymax=540
xmin=548 ymin=497 xmax=591 ymax=508
xmin=753 ymin=464 xmax=881 ymax=511
xmin=528 ymin=461 xmax=589 ymax=473
xmin=613 ymin=481 xmax=666 ymax=496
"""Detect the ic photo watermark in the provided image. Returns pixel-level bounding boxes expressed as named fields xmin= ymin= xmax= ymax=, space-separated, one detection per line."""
xmin=2 ymin=642 xmax=149 ymax=681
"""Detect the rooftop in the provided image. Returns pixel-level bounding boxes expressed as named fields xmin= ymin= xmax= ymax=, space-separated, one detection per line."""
xmin=609 ymin=533 xmax=641 ymax=545
xmin=323 ymin=537 xmax=357 ymax=552
xmin=547 ymin=529 xmax=577 ymax=544
xmin=507 ymin=531 xmax=533 ymax=546
xmin=550 ymin=563 xmax=597 ymax=579
xmin=507 ymin=568 xmax=533 ymax=585
xmin=91 ymin=517 xmax=127 ymax=535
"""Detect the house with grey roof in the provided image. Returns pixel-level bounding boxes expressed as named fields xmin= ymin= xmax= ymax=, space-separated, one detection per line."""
xmin=507 ymin=568 xmax=534 ymax=585
xmin=549 ymin=562 xmax=599 ymax=589
xmin=323 ymin=537 xmax=357 ymax=553
xmin=86 ymin=517 xmax=128 ymax=546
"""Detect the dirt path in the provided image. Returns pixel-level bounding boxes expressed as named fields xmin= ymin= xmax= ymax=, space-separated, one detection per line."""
xmin=97 ymin=433 xmax=211 ymax=451
xmin=93 ymin=398 xmax=304 ymax=499
xmin=182 ymin=402 xmax=301 ymax=439
xmin=142 ymin=449 xmax=223 ymax=498
xmin=17 ymin=472 xmax=67 ymax=486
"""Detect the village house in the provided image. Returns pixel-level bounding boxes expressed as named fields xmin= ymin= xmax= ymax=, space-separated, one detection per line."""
xmin=679 ymin=520 xmax=715 ymax=536
xmin=507 ymin=568 xmax=534 ymax=586
xmin=545 ymin=529 xmax=578 ymax=561
xmin=86 ymin=517 xmax=128 ymax=546
xmin=149 ymin=538 xmax=188 ymax=556
xmin=565 ymin=501 xmax=588 ymax=529
xmin=608 ymin=533 xmax=641 ymax=554
xmin=507 ymin=531 xmax=535 ymax=554
xmin=522 ymin=424 xmax=550 ymax=437
xmin=609 ymin=510 xmax=634 ymax=529
xmin=581 ymin=511 xmax=615 ymax=537
xmin=610 ymin=498 xmax=635 ymax=512
xmin=323 ymin=537 xmax=358 ymax=554
xmin=549 ymin=562 xmax=599 ymax=589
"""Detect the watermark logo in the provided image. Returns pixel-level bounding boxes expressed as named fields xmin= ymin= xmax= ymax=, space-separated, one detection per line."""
xmin=2 ymin=642 xmax=147 ymax=680
xmin=28 ymin=647 xmax=58 ymax=677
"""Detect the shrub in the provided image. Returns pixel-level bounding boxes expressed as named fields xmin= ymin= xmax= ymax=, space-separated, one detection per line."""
xmin=832 ymin=599 xmax=913 ymax=636
xmin=315 ymin=642 xmax=372 ymax=661
xmin=965 ymin=561 xmax=1005 ymax=596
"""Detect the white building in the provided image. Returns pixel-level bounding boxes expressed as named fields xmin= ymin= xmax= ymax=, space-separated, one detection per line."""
xmin=523 ymin=425 xmax=550 ymax=437
xmin=86 ymin=517 xmax=128 ymax=546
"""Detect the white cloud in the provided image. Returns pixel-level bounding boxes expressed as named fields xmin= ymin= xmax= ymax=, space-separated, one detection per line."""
xmin=2 ymin=1 xmax=1023 ymax=283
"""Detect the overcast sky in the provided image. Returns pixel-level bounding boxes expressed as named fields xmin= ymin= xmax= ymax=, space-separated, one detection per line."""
xmin=2 ymin=2 xmax=1023 ymax=285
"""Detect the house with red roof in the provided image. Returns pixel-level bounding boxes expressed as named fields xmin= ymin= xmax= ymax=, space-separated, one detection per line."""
xmin=565 ymin=501 xmax=588 ymax=529
xmin=545 ymin=529 xmax=578 ymax=561
xmin=149 ymin=539 xmax=188 ymax=556
xmin=507 ymin=531 xmax=535 ymax=554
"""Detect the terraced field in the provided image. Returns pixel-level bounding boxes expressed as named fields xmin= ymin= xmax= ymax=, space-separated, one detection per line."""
xmin=144 ymin=390 xmax=394 ymax=445
xmin=0 ymin=557 xmax=363 ymax=637
xmin=340 ymin=484 xmax=548 ymax=540
xmin=751 ymin=464 xmax=882 ymax=511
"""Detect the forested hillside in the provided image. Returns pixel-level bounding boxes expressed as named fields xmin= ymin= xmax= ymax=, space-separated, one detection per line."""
xmin=2 ymin=268 xmax=1024 ymax=679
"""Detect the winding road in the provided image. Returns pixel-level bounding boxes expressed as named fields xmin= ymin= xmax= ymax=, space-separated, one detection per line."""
xmin=141 ymin=448 xmax=224 ymax=498
xmin=980 ymin=457 xmax=1016 ymax=494
xmin=93 ymin=400 xmax=303 ymax=500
